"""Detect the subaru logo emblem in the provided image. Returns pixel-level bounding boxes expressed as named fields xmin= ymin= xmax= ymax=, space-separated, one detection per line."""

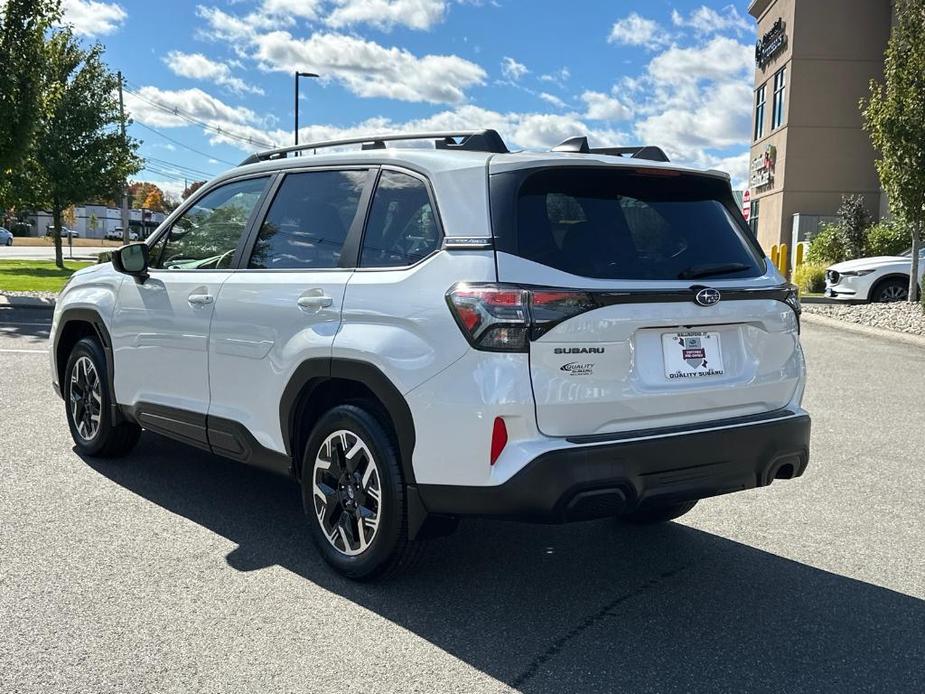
xmin=695 ymin=288 xmax=721 ymax=307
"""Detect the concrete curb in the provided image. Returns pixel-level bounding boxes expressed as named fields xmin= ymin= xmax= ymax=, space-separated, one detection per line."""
xmin=801 ymin=310 xmax=925 ymax=348
xmin=0 ymin=295 xmax=56 ymax=311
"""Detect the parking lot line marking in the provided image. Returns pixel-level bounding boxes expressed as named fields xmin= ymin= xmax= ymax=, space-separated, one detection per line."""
xmin=0 ymin=348 xmax=48 ymax=354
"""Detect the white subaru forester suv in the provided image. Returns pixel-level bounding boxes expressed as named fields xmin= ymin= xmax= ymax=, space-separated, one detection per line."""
xmin=50 ymin=131 xmax=811 ymax=580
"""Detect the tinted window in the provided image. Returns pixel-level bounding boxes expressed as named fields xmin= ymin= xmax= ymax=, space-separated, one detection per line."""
xmin=503 ymin=169 xmax=763 ymax=281
xmin=360 ymin=170 xmax=440 ymax=268
xmin=155 ymin=177 xmax=268 ymax=270
xmin=248 ymin=170 xmax=367 ymax=269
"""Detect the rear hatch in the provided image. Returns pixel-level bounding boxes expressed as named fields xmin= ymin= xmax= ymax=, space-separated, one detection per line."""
xmin=488 ymin=162 xmax=803 ymax=438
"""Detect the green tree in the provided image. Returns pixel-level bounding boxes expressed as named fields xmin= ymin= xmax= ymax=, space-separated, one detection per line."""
xmin=182 ymin=180 xmax=206 ymax=199
xmin=28 ymin=30 xmax=141 ymax=267
xmin=862 ymin=0 xmax=925 ymax=302
xmin=0 ymin=0 xmax=60 ymax=173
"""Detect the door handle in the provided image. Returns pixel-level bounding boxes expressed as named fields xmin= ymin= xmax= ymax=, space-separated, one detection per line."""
xmin=188 ymin=293 xmax=214 ymax=306
xmin=297 ymin=294 xmax=334 ymax=310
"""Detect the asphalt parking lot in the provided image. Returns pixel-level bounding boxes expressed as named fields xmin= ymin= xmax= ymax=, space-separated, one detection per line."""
xmin=1 ymin=310 xmax=923 ymax=693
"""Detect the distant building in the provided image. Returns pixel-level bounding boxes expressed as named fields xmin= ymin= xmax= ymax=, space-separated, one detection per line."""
xmin=747 ymin=0 xmax=892 ymax=251
xmin=25 ymin=206 xmax=166 ymax=238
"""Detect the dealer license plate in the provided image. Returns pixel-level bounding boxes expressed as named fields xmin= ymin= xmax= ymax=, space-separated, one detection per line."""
xmin=662 ymin=331 xmax=724 ymax=381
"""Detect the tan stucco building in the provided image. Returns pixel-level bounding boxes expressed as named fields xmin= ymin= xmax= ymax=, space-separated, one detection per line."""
xmin=747 ymin=0 xmax=892 ymax=251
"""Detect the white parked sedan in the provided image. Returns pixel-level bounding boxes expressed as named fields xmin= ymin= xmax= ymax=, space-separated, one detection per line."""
xmin=0 ymin=227 xmax=13 ymax=246
xmin=825 ymin=247 xmax=925 ymax=302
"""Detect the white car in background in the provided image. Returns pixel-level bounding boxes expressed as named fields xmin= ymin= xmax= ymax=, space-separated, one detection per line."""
xmin=0 ymin=227 xmax=13 ymax=246
xmin=825 ymin=247 xmax=925 ymax=302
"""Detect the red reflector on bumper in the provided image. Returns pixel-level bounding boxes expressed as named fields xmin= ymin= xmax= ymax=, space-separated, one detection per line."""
xmin=490 ymin=417 xmax=508 ymax=465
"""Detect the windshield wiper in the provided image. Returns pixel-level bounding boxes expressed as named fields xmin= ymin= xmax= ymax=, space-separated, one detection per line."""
xmin=677 ymin=262 xmax=751 ymax=280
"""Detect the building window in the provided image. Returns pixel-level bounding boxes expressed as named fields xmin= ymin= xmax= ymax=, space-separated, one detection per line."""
xmin=749 ymin=199 xmax=760 ymax=236
xmin=771 ymin=67 xmax=786 ymax=130
xmin=754 ymin=85 xmax=766 ymax=140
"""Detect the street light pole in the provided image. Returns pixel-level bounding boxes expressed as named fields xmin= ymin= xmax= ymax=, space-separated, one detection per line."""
xmin=294 ymin=71 xmax=319 ymax=150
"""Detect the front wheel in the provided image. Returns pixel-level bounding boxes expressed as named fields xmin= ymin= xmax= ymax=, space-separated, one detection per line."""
xmin=619 ymin=499 xmax=698 ymax=525
xmin=301 ymin=404 xmax=419 ymax=580
xmin=64 ymin=337 xmax=140 ymax=457
xmin=870 ymin=278 xmax=908 ymax=303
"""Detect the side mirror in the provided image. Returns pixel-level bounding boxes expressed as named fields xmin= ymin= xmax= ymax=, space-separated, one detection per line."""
xmin=112 ymin=242 xmax=150 ymax=281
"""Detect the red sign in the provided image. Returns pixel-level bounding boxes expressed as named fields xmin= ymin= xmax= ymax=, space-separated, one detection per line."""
xmin=742 ymin=189 xmax=751 ymax=222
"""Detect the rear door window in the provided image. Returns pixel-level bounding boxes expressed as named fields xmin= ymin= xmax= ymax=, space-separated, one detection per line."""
xmin=500 ymin=168 xmax=763 ymax=281
xmin=360 ymin=170 xmax=441 ymax=268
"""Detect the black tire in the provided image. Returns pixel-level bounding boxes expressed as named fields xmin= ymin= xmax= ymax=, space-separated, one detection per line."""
xmin=301 ymin=404 xmax=421 ymax=580
xmin=5 ymin=238 xmax=11 ymax=246
xmin=64 ymin=337 xmax=141 ymax=458
xmin=869 ymin=277 xmax=909 ymax=303
xmin=619 ymin=499 xmax=698 ymax=525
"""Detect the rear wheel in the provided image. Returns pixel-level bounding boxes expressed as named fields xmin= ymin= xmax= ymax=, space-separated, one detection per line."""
xmin=301 ymin=404 xmax=420 ymax=580
xmin=870 ymin=277 xmax=908 ymax=303
xmin=620 ymin=499 xmax=698 ymax=525
xmin=64 ymin=337 xmax=140 ymax=457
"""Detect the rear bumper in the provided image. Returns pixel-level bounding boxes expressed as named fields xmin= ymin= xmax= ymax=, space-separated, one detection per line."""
xmin=418 ymin=412 xmax=811 ymax=522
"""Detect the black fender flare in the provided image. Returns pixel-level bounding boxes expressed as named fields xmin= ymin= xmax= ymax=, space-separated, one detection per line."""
xmin=279 ymin=358 xmax=418 ymax=485
xmin=53 ymin=308 xmax=123 ymax=423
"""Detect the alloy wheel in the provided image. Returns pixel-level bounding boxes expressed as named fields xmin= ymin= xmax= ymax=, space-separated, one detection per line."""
xmin=879 ymin=284 xmax=908 ymax=302
xmin=312 ymin=430 xmax=382 ymax=557
xmin=69 ymin=355 xmax=102 ymax=441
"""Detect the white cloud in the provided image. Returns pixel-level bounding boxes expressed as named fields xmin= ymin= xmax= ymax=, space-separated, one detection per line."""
xmin=124 ymin=86 xmax=258 ymax=129
xmin=625 ymin=35 xmax=754 ymax=169
xmin=253 ymin=31 xmax=486 ymax=104
xmin=581 ymin=91 xmax=632 ymax=121
xmin=501 ymin=56 xmax=528 ymax=81
xmin=164 ymin=52 xmax=264 ymax=95
xmin=262 ymin=0 xmax=324 ymax=21
xmin=647 ymin=36 xmax=752 ymax=85
xmin=671 ymin=5 xmax=752 ymax=36
xmin=540 ymin=67 xmax=570 ymax=87
xmin=62 ymin=0 xmax=126 ymax=36
xmin=608 ymin=12 xmax=667 ymax=50
xmin=539 ymin=92 xmax=567 ymax=109
xmin=325 ymin=0 xmax=447 ymax=31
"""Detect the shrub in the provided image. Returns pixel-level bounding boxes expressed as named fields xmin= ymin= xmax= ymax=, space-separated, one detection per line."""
xmin=835 ymin=194 xmax=872 ymax=258
xmin=865 ymin=220 xmax=910 ymax=257
xmin=806 ymin=224 xmax=849 ymax=264
xmin=793 ymin=263 xmax=827 ymax=294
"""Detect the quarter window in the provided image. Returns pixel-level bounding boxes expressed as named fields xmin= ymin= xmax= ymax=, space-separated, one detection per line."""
xmin=360 ymin=170 xmax=441 ymax=268
xmin=154 ymin=177 xmax=268 ymax=270
xmin=772 ymin=67 xmax=786 ymax=130
xmin=248 ymin=170 xmax=367 ymax=269
xmin=754 ymin=85 xmax=766 ymax=140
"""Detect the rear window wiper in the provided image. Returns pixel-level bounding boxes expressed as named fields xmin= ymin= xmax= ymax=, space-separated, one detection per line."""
xmin=677 ymin=262 xmax=751 ymax=280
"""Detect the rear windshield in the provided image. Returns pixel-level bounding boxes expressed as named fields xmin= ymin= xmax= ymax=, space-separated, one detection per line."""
xmin=494 ymin=168 xmax=763 ymax=281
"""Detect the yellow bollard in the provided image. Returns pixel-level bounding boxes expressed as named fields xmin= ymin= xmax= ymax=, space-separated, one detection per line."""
xmin=794 ymin=243 xmax=805 ymax=268
xmin=778 ymin=243 xmax=789 ymax=276
xmin=770 ymin=245 xmax=779 ymax=269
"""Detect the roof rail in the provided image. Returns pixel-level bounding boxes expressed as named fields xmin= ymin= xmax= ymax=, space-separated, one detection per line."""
xmin=550 ymin=136 xmax=670 ymax=163
xmin=239 ymin=129 xmax=509 ymax=165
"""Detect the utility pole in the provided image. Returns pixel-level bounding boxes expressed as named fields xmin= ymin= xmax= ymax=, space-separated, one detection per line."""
xmin=294 ymin=71 xmax=319 ymax=154
xmin=117 ymin=71 xmax=130 ymax=245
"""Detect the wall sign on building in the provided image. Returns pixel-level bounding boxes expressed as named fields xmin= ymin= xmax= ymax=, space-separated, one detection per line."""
xmin=750 ymin=144 xmax=777 ymax=189
xmin=756 ymin=18 xmax=787 ymax=67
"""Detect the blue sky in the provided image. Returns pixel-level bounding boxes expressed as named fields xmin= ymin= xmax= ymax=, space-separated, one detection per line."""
xmin=59 ymin=0 xmax=758 ymax=198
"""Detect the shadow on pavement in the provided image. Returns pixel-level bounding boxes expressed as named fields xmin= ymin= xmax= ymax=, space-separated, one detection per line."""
xmin=82 ymin=432 xmax=925 ymax=693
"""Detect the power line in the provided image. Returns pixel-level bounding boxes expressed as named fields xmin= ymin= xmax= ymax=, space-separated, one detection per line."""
xmin=124 ymin=84 xmax=277 ymax=149
xmin=144 ymin=155 xmax=217 ymax=178
xmin=132 ymin=121 xmax=236 ymax=166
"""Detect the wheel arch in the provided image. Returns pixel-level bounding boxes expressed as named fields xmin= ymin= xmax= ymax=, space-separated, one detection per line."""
xmin=281 ymin=358 xmax=417 ymax=484
xmin=54 ymin=308 xmax=123 ymax=423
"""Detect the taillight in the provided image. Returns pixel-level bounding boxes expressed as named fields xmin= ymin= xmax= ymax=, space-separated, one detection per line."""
xmin=490 ymin=417 xmax=508 ymax=465
xmin=446 ymin=283 xmax=598 ymax=351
